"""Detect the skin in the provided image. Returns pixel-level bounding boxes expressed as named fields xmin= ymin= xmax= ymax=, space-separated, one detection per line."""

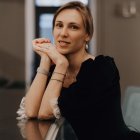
xmin=53 ymin=9 xmax=89 ymax=55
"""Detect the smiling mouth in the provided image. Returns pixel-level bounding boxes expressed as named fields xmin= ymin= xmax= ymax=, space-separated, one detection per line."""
xmin=58 ymin=41 xmax=70 ymax=46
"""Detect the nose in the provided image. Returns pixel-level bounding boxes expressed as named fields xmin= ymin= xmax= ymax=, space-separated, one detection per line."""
xmin=60 ymin=27 xmax=68 ymax=37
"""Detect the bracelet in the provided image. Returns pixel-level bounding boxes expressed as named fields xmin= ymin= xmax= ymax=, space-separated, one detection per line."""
xmin=37 ymin=67 xmax=49 ymax=76
xmin=53 ymin=71 xmax=66 ymax=76
xmin=50 ymin=78 xmax=63 ymax=83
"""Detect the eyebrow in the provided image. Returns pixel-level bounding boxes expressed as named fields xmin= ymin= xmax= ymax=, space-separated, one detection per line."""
xmin=55 ymin=21 xmax=80 ymax=26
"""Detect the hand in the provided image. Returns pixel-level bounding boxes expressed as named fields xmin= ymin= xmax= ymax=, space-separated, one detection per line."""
xmin=32 ymin=38 xmax=51 ymax=58
xmin=36 ymin=43 xmax=69 ymax=67
xmin=32 ymin=38 xmax=52 ymax=66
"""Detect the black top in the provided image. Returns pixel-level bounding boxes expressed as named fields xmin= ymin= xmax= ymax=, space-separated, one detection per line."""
xmin=57 ymin=55 xmax=140 ymax=140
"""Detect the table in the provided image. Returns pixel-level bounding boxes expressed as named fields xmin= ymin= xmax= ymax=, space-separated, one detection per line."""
xmin=0 ymin=89 xmax=77 ymax=140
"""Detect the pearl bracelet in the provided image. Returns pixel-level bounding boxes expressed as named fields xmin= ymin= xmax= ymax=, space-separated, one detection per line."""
xmin=37 ymin=67 xmax=49 ymax=76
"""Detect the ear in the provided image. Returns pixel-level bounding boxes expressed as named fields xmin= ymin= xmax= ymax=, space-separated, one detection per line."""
xmin=85 ymin=34 xmax=90 ymax=42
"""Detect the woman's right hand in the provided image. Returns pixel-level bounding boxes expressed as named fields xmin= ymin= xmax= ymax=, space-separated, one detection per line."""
xmin=32 ymin=38 xmax=52 ymax=65
xmin=32 ymin=38 xmax=51 ymax=58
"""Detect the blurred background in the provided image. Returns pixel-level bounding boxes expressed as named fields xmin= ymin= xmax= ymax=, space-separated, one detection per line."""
xmin=0 ymin=0 xmax=140 ymax=98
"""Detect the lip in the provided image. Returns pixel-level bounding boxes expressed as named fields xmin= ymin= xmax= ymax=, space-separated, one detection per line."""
xmin=58 ymin=40 xmax=70 ymax=47
xmin=58 ymin=40 xmax=70 ymax=44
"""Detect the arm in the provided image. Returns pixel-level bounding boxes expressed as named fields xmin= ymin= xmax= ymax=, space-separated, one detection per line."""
xmin=25 ymin=56 xmax=51 ymax=118
xmin=35 ymin=42 xmax=69 ymax=120
xmin=25 ymin=38 xmax=51 ymax=118
xmin=38 ymin=62 xmax=68 ymax=119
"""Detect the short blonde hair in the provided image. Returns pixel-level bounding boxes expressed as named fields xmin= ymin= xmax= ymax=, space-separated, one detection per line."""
xmin=52 ymin=1 xmax=94 ymax=42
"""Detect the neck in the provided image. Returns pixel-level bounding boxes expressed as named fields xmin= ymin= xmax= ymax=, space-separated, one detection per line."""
xmin=66 ymin=49 xmax=88 ymax=73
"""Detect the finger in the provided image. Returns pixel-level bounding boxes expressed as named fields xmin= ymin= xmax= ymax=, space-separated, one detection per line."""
xmin=33 ymin=45 xmax=40 ymax=51
xmin=44 ymin=38 xmax=51 ymax=43
xmin=35 ymin=38 xmax=51 ymax=44
xmin=35 ymin=45 xmax=49 ymax=52
xmin=39 ymin=43 xmax=53 ymax=49
xmin=32 ymin=41 xmax=51 ymax=49
xmin=37 ymin=43 xmax=50 ymax=49
xmin=38 ymin=38 xmax=51 ymax=43
xmin=32 ymin=38 xmax=44 ymax=44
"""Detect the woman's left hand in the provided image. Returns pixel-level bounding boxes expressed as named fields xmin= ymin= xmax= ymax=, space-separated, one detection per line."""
xmin=37 ymin=43 xmax=69 ymax=67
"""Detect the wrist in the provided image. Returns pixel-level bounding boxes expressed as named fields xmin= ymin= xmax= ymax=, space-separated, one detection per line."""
xmin=51 ymin=64 xmax=68 ymax=83
xmin=40 ymin=56 xmax=51 ymax=69
xmin=37 ymin=67 xmax=50 ymax=76
xmin=56 ymin=60 xmax=69 ymax=68
xmin=55 ymin=63 xmax=68 ymax=75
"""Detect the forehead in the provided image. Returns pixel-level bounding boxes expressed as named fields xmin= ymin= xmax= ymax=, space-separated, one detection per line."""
xmin=55 ymin=9 xmax=83 ymax=24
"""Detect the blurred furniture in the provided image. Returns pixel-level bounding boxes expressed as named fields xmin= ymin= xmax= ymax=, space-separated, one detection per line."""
xmin=0 ymin=76 xmax=25 ymax=89
xmin=122 ymin=86 xmax=140 ymax=131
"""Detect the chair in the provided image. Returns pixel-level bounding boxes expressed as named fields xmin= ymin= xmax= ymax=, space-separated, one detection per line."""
xmin=122 ymin=86 xmax=140 ymax=131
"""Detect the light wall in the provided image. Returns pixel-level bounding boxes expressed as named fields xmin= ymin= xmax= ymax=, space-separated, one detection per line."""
xmin=96 ymin=0 xmax=140 ymax=96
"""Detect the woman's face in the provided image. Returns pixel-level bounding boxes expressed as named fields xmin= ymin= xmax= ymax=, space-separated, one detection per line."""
xmin=53 ymin=9 xmax=89 ymax=55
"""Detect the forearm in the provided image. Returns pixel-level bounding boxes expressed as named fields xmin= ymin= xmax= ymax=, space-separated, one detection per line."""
xmin=48 ymin=63 xmax=68 ymax=98
xmin=25 ymin=57 xmax=51 ymax=118
xmin=38 ymin=63 xmax=68 ymax=119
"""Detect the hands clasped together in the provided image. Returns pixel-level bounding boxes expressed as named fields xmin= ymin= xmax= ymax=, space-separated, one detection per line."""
xmin=32 ymin=38 xmax=69 ymax=67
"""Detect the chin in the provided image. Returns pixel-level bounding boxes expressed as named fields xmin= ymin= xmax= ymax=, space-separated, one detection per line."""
xmin=56 ymin=47 xmax=68 ymax=55
xmin=58 ymin=50 xmax=68 ymax=55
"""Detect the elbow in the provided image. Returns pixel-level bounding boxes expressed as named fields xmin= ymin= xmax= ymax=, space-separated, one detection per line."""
xmin=38 ymin=114 xmax=48 ymax=120
xmin=25 ymin=109 xmax=37 ymax=119
xmin=38 ymin=111 xmax=54 ymax=120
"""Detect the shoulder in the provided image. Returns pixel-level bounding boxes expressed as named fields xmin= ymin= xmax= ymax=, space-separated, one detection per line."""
xmin=81 ymin=55 xmax=120 ymax=82
xmin=95 ymin=55 xmax=118 ymax=71
xmin=94 ymin=55 xmax=120 ymax=82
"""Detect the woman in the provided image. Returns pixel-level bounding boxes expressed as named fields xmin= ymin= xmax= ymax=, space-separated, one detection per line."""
xmin=17 ymin=1 xmax=140 ymax=140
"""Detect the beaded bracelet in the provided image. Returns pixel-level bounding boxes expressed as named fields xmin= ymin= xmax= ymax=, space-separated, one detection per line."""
xmin=37 ymin=67 xmax=49 ymax=76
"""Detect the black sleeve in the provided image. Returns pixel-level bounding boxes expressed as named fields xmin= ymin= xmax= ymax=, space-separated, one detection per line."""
xmin=96 ymin=56 xmax=120 ymax=92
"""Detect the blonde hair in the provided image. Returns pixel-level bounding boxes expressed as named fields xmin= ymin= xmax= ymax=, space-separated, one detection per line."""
xmin=52 ymin=1 xmax=94 ymax=42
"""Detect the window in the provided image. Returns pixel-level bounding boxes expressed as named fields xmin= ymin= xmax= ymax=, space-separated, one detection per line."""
xmin=39 ymin=14 xmax=54 ymax=42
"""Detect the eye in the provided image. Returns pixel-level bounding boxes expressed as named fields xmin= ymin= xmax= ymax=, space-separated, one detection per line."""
xmin=70 ymin=25 xmax=79 ymax=30
xmin=55 ymin=23 xmax=63 ymax=28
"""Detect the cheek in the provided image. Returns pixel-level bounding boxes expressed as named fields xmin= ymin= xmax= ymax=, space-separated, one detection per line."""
xmin=53 ymin=29 xmax=59 ymax=37
xmin=72 ymin=33 xmax=86 ymax=43
xmin=73 ymin=31 xmax=86 ymax=39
